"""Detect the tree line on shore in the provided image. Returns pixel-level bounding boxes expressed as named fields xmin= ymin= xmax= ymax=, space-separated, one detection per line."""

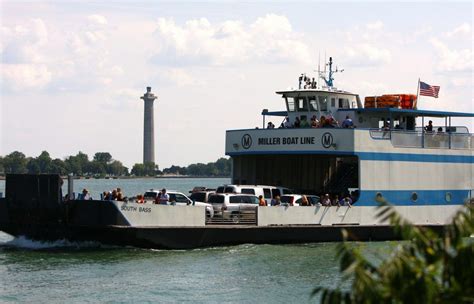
xmin=0 ymin=151 xmax=231 ymax=177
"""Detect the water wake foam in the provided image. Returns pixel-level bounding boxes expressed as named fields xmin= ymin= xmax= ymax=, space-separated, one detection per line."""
xmin=0 ymin=234 xmax=107 ymax=250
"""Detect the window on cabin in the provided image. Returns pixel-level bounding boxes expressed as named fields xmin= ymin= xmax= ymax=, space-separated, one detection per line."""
xmin=331 ymin=98 xmax=336 ymax=108
xmin=286 ymin=97 xmax=296 ymax=112
xmin=308 ymin=96 xmax=318 ymax=111
xmin=318 ymin=96 xmax=328 ymax=111
xmin=296 ymin=97 xmax=308 ymax=111
xmin=339 ymin=98 xmax=350 ymax=109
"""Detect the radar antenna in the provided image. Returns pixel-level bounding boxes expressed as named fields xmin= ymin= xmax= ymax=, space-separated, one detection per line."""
xmin=320 ymin=57 xmax=344 ymax=88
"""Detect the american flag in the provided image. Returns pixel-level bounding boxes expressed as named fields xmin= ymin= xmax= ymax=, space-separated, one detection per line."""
xmin=419 ymin=81 xmax=440 ymax=98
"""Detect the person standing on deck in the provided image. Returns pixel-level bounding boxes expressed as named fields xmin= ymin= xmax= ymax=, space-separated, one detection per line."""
xmin=159 ymin=188 xmax=169 ymax=205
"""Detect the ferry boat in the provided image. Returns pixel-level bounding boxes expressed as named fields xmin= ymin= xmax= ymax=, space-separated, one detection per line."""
xmin=226 ymin=57 xmax=473 ymax=209
xmin=0 ymin=58 xmax=472 ymax=249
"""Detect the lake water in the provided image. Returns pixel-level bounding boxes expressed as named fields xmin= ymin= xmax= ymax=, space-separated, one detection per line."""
xmin=0 ymin=178 xmax=393 ymax=303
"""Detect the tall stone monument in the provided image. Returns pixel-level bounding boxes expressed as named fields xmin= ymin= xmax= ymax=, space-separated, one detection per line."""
xmin=140 ymin=87 xmax=157 ymax=164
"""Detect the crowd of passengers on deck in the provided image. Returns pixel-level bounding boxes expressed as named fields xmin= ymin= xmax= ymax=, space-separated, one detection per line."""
xmin=257 ymin=193 xmax=353 ymax=207
xmin=73 ymin=187 xmax=126 ymax=201
xmin=266 ymin=115 xmax=354 ymax=129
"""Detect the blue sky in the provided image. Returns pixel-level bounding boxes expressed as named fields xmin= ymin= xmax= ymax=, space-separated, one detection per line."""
xmin=1 ymin=1 xmax=472 ymax=168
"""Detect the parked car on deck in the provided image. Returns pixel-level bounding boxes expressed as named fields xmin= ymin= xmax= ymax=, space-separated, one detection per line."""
xmin=143 ymin=189 xmax=214 ymax=217
xmin=207 ymin=193 xmax=259 ymax=218
xmin=215 ymin=185 xmax=292 ymax=205
xmin=189 ymin=190 xmax=216 ymax=204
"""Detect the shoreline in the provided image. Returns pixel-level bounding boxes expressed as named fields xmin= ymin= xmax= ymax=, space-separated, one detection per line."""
xmin=0 ymin=175 xmax=230 ymax=181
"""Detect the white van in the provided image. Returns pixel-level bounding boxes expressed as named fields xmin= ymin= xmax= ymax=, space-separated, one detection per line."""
xmin=215 ymin=185 xmax=293 ymax=205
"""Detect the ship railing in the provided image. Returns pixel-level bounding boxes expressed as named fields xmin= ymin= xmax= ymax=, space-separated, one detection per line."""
xmin=206 ymin=208 xmax=257 ymax=225
xmin=369 ymin=129 xmax=473 ymax=150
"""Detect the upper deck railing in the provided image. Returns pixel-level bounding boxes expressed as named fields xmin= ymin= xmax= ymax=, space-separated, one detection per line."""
xmin=369 ymin=129 xmax=473 ymax=150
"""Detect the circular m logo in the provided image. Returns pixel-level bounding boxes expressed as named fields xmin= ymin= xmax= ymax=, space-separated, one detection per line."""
xmin=321 ymin=132 xmax=333 ymax=148
xmin=241 ymin=134 xmax=252 ymax=149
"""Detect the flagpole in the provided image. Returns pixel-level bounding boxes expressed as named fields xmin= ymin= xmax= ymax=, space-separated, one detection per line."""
xmin=414 ymin=78 xmax=420 ymax=109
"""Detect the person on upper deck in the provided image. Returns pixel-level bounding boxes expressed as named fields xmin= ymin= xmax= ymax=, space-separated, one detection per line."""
xmin=425 ymin=120 xmax=433 ymax=132
xmin=267 ymin=122 xmax=275 ymax=129
xmin=283 ymin=117 xmax=292 ymax=128
xmin=342 ymin=116 xmax=354 ymax=128
xmin=319 ymin=116 xmax=326 ymax=128
xmin=294 ymin=117 xmax=301 ymax=128
xmin=310 ymin=115 xmax=319 ymax=128
xmin=300 ymin=116 xmax=310 ymax=128
xmin=327 ymin=115 xmax=339 ymax=128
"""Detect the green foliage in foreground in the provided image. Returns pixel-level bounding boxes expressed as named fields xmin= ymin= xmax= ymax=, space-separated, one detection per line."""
xmin=313 ymin=202 xmax=474 ymax=304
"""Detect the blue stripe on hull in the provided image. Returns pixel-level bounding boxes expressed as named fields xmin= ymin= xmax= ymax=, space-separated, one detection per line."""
xmin=356 ymin=190 xmax=470 ymax=206
xmin=357 ymin=152 xmax=473 ymax=163
xmin=227 ymin=151 xmax=474 ymax=164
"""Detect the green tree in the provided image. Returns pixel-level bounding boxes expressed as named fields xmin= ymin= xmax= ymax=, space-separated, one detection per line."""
xmin=50 ymin=158 xmax=67 ymax=175
xmin=131 ymin=162 xmax=159 ymax=176
xmin=93 ymin=152 xmax=112 ymax=164
xmin=313 ymin=202 xmax=474 ymax=303
xmin=26 ymin=158 xmax=41 ymax=173
xmin=187 ymin=163 xmax=207 ymax=176
xmin=131 ymin=163 xmax=145 ymax=176
xmin=107 ymin=160 xmax=128 ymax=176
xmin=88 ymin=161 xmax=106 ymax=175
xmin=163 ymin=165 xmax=187 ymax=175
xmin=3 ymin=151 xmax=28 ymax=173
xmin=0 ymin=156 xmax=4 ymax=174
xmin=64 ymin=151 xmax=89 ymax=175
xmin=215 ymin=157 xmax=231 ymax=176
xmin=37 ymin=151 xmax=52 ymax=173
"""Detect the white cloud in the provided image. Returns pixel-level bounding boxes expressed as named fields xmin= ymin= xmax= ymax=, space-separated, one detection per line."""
xmin=152 ymin=14 xmax=312 ymax=66
xmin=165 ymin=68 xmax=204 ymax=87
xmin=343 ymin=43 xmax=391 ymax=66
xmin=430 ymin=38 xmax=472 ymax=72
xmin=101 ymin=88 xmax=142 ymax=110
xmin=366 ymin=21 xmax=383 ymax=30
xmin=88 ymin=14 xmax=108 ymax=26
xmin=1 ymin=18 xmax=48 ymax=63
xmin=1 ymin=64 xmax=52 ymax=90
xmin=444 ymin=23 xmax=471 ymax=37
xmin=1 ymin=15 xmax=124 ymax=92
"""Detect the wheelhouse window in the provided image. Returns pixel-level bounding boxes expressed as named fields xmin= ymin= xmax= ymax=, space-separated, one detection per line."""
xmin=296 ymin=97 xmax=308 ymax=111
xmin=318 ymin=96 xmax=328 ymax=111
xmin=286 ymin=97 xmax=296 ymax=112
xmin=339 ymin=98 xmax=350 ymax=109
xmin=308 ymin=96 xmax=318 ymax=111
xmin=331 ymin=98 xmax=336 ymax=107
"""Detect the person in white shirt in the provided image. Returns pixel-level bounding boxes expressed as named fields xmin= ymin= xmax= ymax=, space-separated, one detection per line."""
xmin=159 ymin=188 xmax=170 ymax=205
